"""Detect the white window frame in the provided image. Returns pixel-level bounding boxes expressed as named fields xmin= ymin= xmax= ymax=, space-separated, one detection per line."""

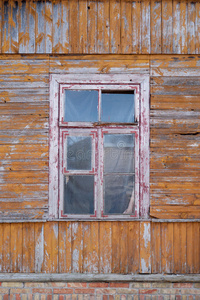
xmin=49 ymin=74 xmax=149 ymax=220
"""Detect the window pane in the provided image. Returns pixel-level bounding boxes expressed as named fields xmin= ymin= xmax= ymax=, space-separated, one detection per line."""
xmin=64 ymin=175 xmax=94 ymax=214
xmin=101 ymin=92 xmax=134 ymax=123
xmin=104 ymin=134 xmax=134 ymax=173
xmin=64 ymin=90 xmax=98 ymax=122
xmin=104 ymin=175 xmax=135 ymax=214
xmin=67 ymin=136 xmax=92 ymax=170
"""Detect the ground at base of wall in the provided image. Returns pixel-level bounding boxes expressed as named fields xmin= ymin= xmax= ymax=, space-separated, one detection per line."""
xmin=0 ymin=282 xmax=200 ymax=300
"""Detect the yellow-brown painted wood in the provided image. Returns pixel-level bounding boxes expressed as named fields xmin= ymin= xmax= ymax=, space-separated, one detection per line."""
xmin=0 ymin=0 xmax=200 ymax=54
xmin=0 ymin=222 xmax=199 ymax=274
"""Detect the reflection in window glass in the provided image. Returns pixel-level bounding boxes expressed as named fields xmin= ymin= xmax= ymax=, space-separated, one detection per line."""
xmin=101 ymin=92 xmax=134 ymax=123
xmin=67 ymin=136 xmax=92 ymax=170
xmin=104 ymin=134 xmax=134 ymax=173
xmin=64 ymin=90 xmax=98 ymax=122
xmin=64 ymin=175 xmax=94 ymax=214
xmin=103 ymin=134 xmax=135 ymax=215
xmin=104 ymin=175 xmax=134 ymax=214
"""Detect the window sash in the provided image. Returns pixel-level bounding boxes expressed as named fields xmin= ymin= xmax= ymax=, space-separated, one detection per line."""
xmin=59 ymin=127 xmax=139 ymax=219
xmin=59 ymin=84 xmax=140 ymax=127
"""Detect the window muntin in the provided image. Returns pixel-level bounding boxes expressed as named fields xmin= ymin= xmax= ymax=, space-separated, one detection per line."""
xmin=59 ymin=85 xmax=139 ymax=127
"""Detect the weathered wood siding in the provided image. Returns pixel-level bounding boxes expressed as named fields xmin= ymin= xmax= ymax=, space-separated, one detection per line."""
xmin=150 ymin=56 xmax=200 ymax=219
xmin=0 ymin=0 xmax=200 ymax=55
xmin=0 ymin=0 xmax=200 ymax=275
xmin=0 ymin=221 xmax=199 ymax=274
xmin=1 ymin=55 xmax=200 ymax=220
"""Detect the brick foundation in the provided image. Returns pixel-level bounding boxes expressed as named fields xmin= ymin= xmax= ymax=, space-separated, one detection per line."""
xmin=0 ymin=282 xmax=200 ymax=299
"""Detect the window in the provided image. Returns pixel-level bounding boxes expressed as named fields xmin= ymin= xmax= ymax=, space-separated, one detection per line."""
xmin=49 ymin=74 xmax=149 ymax=219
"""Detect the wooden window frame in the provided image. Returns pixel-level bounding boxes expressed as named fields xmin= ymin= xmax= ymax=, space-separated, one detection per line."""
xmin=49 ymin=74 xmax=149 ymax=220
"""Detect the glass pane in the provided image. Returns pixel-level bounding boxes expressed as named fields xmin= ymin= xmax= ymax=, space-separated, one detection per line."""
xmin=104 ymin=134 xmax=134 ymax=173
xmin=64 ymin=90 xmax=98 ymax=122
xmin=64 ymin=175 xmax=94 ymax=214
xmin=67 ymin=136 xmax=92 ymax=170
xmin=104 ymin=175 xmax=135 ymax=214
xmin=101 ymin=92 xmax=134 ymax=123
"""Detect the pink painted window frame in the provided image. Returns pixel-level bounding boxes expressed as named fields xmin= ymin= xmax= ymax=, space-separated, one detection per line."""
xmin=49 ymin=74 xmax=149 ymax=219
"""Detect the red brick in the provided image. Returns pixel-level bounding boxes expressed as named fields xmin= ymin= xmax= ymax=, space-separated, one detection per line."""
xmin=103 ymin=296 xmax=108 ymax=300
xmin=68 ymin=283 xmax=87 ymax=288
xmin=47 ymin=296 xmax=52 ymax=300
xmin=89 ymin=283 xmax=109 ymax=288
xmin=175 ymin=296 xmax=181 ymax=300
xmin=16 ymin=295 xmax=21 ymax=300
xmin=53 ymin=289 xmax=73 ymax=294
xmin=74 ymin=289 xmax=95 ymax=294
xmin=109 ymin=296 xmax=114 ymax=300
xmin=32 ymin=289 xmax=52 ymax=294
xmin=59 ymin=296 xmax=64 ymax=300
xmin=3 ymin=295 xmax=9 ymax=300
xmin=110 ymin=283 xmax=129 ymax=288
xmin=0 ymin=283 xmax=1 ymax=287
xmin=96 ymin=289 xmax=116 ymax=295
xmin=174 ymin=283 xmax=193 ymax=288
xmin=10 ymin=289 xmax=30 ymax=294
xmin=139 ymin=289 xmax=157 ymax=295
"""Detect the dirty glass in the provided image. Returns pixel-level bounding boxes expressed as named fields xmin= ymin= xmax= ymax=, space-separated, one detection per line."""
xmin=101 ymin=92 xmax=134 ymax=123
xmin=104 ymin=134 xmax=134 ymax=173
xmin=104 ymin=175 xmax=134 ymax=214
xmin=64 ymin=175 xmax=94 ymax=214
xmin=103 ymin=134 xmax=135 ymax=214
xmin=67 ymin=136 xmax=92 ymax=170
xmin=64 ymin=90 xmax=98 ymax=122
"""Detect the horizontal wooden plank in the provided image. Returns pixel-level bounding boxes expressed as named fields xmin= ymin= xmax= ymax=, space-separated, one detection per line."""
xmin=150 ymin=56 xmax=200 ymax=68
xmin=0 ymin=159 xmax=48 ymax=171
xmin=151 ymin=76 xmax=200 ymax=86
xmin=150 ymin=206 xmax=200 ymax=219
xmin=0 ymin=184 xmax=48 ymax=198
xmin=150 ymin=182 xmax=200 ymax=193
xmin=50 ymin=59 xmax=150 ymax=74
xmin=0 ymin=60 xmax=49 ymax=74
xmin=151 ymin=67 xmax=200 ymax=76
xmin=0 ymin=93 xmax=48 ymax=103
xmin=151 ymin=95 xmax=200 ymax=110
xmin=0 ymin=130 xmax=48 ymax=145
xmin=0 ymin=103 xmax=48 ymax=115
xmin=0 ymin=144 xmax=48 ymax=160
xmin=151 ymin=170 xmax=200 ymax=181
xmin=0 ymin=73 xmax=48 ymax=83
xmin=0 ymin=200 xmax=48 ymax=210
xmin=151 ymin=193 xmax=200 ymax=206
xmin=151 ymin=128 xmax=200 ymax=136
xmin=0 ymin=115 xmax=48 ymax=130
xmin=0 ymin=171 xmax=48 ymax=184
xmin=151 ymin=85 xmax=200 ymax=95
xmin=0 ymin=90 xmax=48 ymax=104
xmin=151 ymin=147 xmax=200 ymax=156
xmin=0 ymin=209 xmax=48 ymax=219
xmin=150 ymin=155 xmax=200 ymax=170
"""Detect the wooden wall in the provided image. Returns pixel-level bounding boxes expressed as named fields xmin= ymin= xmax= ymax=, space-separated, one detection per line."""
xmin=0 ymin=221 xmax=199 ymax=274
xmin=0 ymin=54 xmax=200 ymax=220
xmin=0 ymin=0 xmax=200 ymax=55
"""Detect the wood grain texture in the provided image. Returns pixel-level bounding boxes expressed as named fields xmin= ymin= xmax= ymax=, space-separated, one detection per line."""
xmin=0 ymin=0 xmax=200 ymax=54
xmin=0 ymin=221 xmax=199 ymax=274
